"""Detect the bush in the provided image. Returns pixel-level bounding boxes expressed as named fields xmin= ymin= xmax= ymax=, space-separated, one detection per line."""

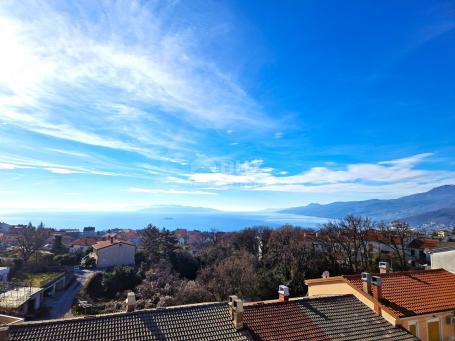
xmin=83 ymin=272 xmax=104 ymax=298
xmin=102 ymin=266 xmax=139 ymax=298
xmin=54 ymin=253 xmax=79 ymax=266
xmin=170 ymin=250 xmax=199 ymax=279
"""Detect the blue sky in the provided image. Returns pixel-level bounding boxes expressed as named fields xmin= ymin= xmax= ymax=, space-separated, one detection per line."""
xmin=0 ymin=0 xmax=454 ymax=213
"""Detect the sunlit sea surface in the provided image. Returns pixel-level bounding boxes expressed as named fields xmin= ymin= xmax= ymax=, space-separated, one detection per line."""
xmin=2 ymin=211 xmax=329 ymax=231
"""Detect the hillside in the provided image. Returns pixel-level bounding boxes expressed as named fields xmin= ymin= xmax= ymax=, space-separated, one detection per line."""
xmin=404 ymin=207 xmax=455 ymax=226
xmin=280 ymin=185 xmax=455 ymax=223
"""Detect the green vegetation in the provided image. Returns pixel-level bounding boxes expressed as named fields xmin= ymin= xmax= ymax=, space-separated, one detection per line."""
xmin=73 ymin=218 xmax=418 ymax=315
xmin=12 ymin=272 xmax=63 ymax=287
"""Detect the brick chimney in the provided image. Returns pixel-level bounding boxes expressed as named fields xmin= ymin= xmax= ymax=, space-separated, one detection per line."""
xmin=110 ymin=236 xmax=114 ymax=244
xmin=228 ymin=295 xmax=238 ymax=319
xmin=361 ymin=272 xmax=372 ymax=295
xmin=371 ymin=276 xmax=382 ymax=302
xmin=379 ymin=261 xmax=390 ymax=274
xmin=126 ymin=292 xmax=136 ymax=312
xmin=232 ymin=298 xmax=244 ymax=330
xmin=278 ymin=285 xmax=290 ymax=302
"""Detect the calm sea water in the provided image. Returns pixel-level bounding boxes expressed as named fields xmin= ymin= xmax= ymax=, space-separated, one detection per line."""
xmin=2 ymin=211 xmax=329 ymax=231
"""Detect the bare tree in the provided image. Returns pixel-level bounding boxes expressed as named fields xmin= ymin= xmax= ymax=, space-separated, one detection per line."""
xmin=319 ymin=216 xmax=374 ymax=273
xmin=376 ymin=220 xmax=415 ymax=271
xmin=16 ymin=223 xmax=47 ymax=263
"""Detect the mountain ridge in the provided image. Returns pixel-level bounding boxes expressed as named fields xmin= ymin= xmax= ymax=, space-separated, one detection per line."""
xmin=280 ymin=185 xmax=455 ymax=225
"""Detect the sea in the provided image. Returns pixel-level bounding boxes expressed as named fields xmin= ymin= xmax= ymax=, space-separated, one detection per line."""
xmin=1 ymin=211 xmax=329 ymax=232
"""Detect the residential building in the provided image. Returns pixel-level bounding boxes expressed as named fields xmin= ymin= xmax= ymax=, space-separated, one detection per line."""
xmin=306 ymin=266 xmax=455 ymax=341
xmin=435 ymin=229 xmax=452 ymax=239
xmin=429 ymin=243 xmax=455 ymax=273
xmin=1 ymin=287 xmax=416 ymax=341
xmin=82 ymin=226 xmax=96 ymax=237
xmin=407 ymin=238 xmax=440 ymax=266
xmin=92 ymin=238 xmax=136 ymax=268
xmin=69 ymin=238 xmax=98 ymax=254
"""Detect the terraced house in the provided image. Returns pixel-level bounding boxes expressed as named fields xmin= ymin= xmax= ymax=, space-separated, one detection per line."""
xmin=0 ymin=286 xmax=416 ymax=341
xmin=306 ymin=264 xmax=455 ymax=341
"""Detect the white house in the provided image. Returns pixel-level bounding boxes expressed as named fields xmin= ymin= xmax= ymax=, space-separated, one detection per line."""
xmin=430 ymin=244 xmax=455 ymax=273
xmin=92 ymin=238 xmax=136 ymax=268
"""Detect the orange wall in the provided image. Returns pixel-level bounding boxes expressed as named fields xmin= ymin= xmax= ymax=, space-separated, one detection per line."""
xmin=401 ymin=312 xmax=455 ymax=341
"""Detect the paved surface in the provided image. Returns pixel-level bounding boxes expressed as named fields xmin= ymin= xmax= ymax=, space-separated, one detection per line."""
xmin=43 ymin=269 xmax=93 ymax=319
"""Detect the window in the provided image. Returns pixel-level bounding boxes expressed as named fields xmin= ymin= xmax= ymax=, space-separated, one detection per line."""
xmin=408 ymin=321 xmax=418 ymax=337
xmin=427 ymin=318 xmax=441 ymax=341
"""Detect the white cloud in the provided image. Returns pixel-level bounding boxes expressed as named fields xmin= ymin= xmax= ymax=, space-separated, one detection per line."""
xmin=0 ymin=155 xmax=118 ymax=177
xmin=185 ymin=153 xmax=455 ymax=193
xmin=44 ymin=167 xmax=81 ymax=175
xmin=128 ymin=187 xmax=216 ymax=195
xmin=0 ymin=1 xmax=269 ymax=163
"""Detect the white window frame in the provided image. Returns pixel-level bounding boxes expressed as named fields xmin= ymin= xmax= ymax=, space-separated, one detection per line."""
xmin=408 ymin=320 xmax=419 ymax=338
xmin=426 ymin=317 xmax=442 ymax=341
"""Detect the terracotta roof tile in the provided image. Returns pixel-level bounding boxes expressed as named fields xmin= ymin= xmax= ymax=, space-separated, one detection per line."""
xmin=93 ymin=239 xmax=135 ymax=250
xmin=344 ymin=269 xmax=455 ymax=317
xmin=72 ymin=238 xmax=98 ymax=246
xmin=408 ymin=238 xmax=439 ymax=249
xmin=244 ymin=295 xmax=416 ymax=341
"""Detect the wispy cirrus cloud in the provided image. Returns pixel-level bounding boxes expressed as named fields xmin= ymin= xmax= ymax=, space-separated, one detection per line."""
xmin=0 ymin=155 xmax=118 ymax=177
xmin=0 ymin=0 xmax=269 ymax=164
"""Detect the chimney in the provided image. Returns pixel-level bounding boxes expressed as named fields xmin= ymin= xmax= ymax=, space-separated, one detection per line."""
xmin=379 ymin=261 xmax=390 ymax=274
xmin=361 ymin=272 xmax=372 ymax=295
xmin=126 ymin=292 xmax=136 ymax=312
xmin=278 ymin=285 xmax=290 ymax=302
xmin=228 ymin=295 xmax=238 ymax=319
xmin=110 ymin=236 xmax=114 ymax=244
xmin=371 ymin=276 xmax=382 ymax=302
xmin=232 ymin=298 xmax=244 ymax=330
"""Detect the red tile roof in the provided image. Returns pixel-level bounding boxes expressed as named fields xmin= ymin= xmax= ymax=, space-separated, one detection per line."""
xmin=93 ymin=239 xmax=135 ymax=250
xmin=408 ymin=238 xmax=439 ymax=249
xmin=243 ymin=295 xmax=416 ymax=341
xmin=72 ymin=238 xmax=98 ymax=246
xmin=344 ymin=269 xmax=455 ymax=317
xmin=244 ymin=301 xmax=330 ymax=341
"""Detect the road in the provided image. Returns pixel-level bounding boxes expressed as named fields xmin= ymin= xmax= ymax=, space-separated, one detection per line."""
xmin=43 ymin=269 xmax=93 ymax=319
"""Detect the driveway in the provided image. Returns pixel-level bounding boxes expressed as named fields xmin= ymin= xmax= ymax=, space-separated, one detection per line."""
xmin=43 ymin=269 xmax=94 ymax=319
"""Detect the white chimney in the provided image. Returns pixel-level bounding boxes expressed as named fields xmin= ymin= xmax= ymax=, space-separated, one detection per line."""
xmin=361 ymin=272 xmax=372 ymax=295
xmin=126 ymin=292 xmax=136 ymax=312
xmin=278 ymin=285 xmax=290 ymax=302
xmin=228 ymin=295 xmax=238 ymax=319
xmin=232 ymin=298 xmax=244 ymax=330
xmin=379 ymin=261 xmax=390 ymax=274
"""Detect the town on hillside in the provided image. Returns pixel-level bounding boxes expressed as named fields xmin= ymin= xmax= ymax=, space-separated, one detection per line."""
xmin=0 ymin=218 xmax=454 ymax=340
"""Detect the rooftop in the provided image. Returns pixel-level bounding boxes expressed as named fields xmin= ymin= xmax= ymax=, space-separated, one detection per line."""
xmin=8 ymin=302 xmax=252 ymax=341
xmin=243 ymin=295 xmax=416 ymax=341
xmin=344 ymin=268 xmax=455 ymax=317
xmin=408 ymin=238 xmax=440 ymax=249
xmin=92 ymin=239 xmax=135 ymax=250
xmin=5 ymin=295 xmax=418 ymax=341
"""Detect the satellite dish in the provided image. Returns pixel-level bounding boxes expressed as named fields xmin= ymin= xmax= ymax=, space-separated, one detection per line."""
xmin=322 ymin=271 xmax=330 ymax=278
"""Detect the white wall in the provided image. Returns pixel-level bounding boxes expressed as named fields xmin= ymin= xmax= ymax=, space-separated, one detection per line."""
xmin=431 ymin=250 xmax=455 ymax=273
xmin=95 ymin=243 xmax=135 ymax=268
